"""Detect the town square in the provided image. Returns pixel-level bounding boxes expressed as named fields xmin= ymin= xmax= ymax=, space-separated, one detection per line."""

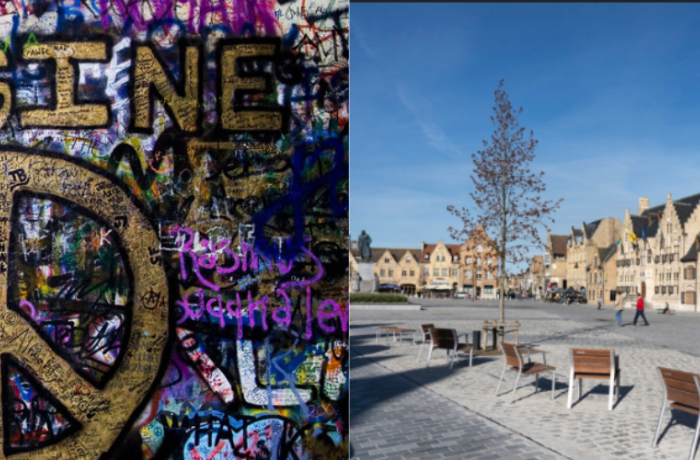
xmin=350 ymin=3 xmax=700 ymax=460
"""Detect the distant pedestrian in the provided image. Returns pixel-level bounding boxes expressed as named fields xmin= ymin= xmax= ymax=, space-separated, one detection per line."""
xmin=597 ymin=297 xmax=602 ymax=309
xmin=614 ymin=293 xmax=626 ymax=326
xmin=632 ymin=295 xmax=649 ymax=327
xmin=662 ymin=302 xmax=670 ymax=315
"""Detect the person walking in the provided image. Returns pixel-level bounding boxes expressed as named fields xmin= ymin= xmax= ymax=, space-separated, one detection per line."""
xmin=632 ymin=294 xmax=649 ymax=327
xmin=597 ymin=297 xmax=602 ymax=309
xmin=614 ymin=293 xmax=627 ymax=326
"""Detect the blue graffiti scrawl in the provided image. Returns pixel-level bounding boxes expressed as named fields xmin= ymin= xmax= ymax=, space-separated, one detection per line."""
xmin=0 ymin=0 xmax=349 ymax=459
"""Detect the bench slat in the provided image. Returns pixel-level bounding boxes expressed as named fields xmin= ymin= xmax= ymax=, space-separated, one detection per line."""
xmin=664 ymin=377 xmax=699 ymax=394
xmin=572 ymin=349 xmax=612 ymax=357
xmin=659 ymin=367 xmax=698 ymax=384
xmin=667 ymin=388 xmax=700 ymax=409
xmin=574 ymin=363 xmax=613 ymax=374
xmin=670 ymin=402 xmax=700 ymax=415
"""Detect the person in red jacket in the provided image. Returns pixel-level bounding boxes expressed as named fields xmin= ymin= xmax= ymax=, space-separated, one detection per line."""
xmin=631 ymin=294 xmax=649 ymax=327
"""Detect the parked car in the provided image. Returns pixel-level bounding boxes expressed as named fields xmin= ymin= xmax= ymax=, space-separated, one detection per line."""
xmin=453 ymin=292 xmax=467 ymax=299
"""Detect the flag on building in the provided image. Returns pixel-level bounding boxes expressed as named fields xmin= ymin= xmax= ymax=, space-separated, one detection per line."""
xmin=616 ymin=232 xmax=621 ymax=245
xmin=642 ymin=227 xmax=646 ymax=243
xmin=628 ymin=229 xmax=637 ymax=243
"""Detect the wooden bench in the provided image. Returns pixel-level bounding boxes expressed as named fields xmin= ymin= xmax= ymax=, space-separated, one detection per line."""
xmin=375 ymin=326 xmax=415 ymax=345
xmin=567 ymin=348 xmax=620 ymax=410
xmin=652 ymin=367 xmax=700 ymax=460
xmin=425 ymin=327 xmax=473 ymax=370
xmin=495 ymin=341 xmax=556 ymax=403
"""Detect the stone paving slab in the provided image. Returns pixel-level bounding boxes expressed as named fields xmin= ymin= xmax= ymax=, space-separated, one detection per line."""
xmin=351 ymin=301 xmax=700 ymax=460
xmin=350 ymin=351 xmax=565 ymax=460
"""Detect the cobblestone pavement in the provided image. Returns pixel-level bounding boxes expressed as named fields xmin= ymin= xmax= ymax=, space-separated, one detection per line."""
xmin=351 ymin=350 xmax=565 ymax=460
xmin=350 ymin=300 xmax=700 ymax=460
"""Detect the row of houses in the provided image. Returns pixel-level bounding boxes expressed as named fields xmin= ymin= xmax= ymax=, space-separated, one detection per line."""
xmin=522 ymin=193 xmax=700 ymax=311
xmin=352 ymin=192 xmax=700 ymax=311
xmin=349 ymin=227 xmax=508 ymax=299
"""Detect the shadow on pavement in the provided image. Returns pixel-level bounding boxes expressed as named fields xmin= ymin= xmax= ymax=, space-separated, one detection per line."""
xmin=655 ymin=409 xmax=700 ymax=445
xmin=564 ymin=383 xmax=635 ymax=409
xmin=350 ymin=350 xmax=493 ymax=423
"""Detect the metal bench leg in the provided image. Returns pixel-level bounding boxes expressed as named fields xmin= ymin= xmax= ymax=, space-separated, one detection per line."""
xmin=567 ymin=369 xmax=575 ymax=409
xmin=609 ymin=376 xmax=615 ymax=411
xmin=578 ymin=379 xmax=582 ymax=399
xmin=652 ymin=399 xmax=667 ymax=448
xmin=690 ymin=413 xmax=700 ymax=460
xmin=469 ymin=348 xmax=473 ymax=368
xmin=426 ymin=346 xmax=433 ymax=368
xmin=417 ymin=340 xmax=425 ymax=362
xmin=450 ymin=343 xmax=457 ymax=370
xmin=552 ymin=370 xmax=556 ymax=400
xmin=535 ymin=374 xmax=539 ymax=392
xmin=510 ymin=370 xmax=522 ymax=404
xmin=495 ymin=362 xmax=507 ymax=397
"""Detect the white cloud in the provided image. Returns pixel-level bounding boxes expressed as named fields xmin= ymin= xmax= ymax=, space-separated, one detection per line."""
xmin=397 ymin=85 xmax=464 ymax=158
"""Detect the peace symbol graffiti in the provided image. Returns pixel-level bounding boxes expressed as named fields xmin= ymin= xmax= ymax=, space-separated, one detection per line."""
xmin=0 ymin=149 xmax=169 ymax=459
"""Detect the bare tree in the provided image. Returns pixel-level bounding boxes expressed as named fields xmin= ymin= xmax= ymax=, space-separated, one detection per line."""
xmin=447 ymin=79 xmax=563 ymax=326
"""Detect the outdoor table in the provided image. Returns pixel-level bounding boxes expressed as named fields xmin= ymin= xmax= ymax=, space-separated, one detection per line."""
xmin=375 ymin=327 xmax=416 ymax=345
xmin=482 ymin=321 xmax=520 ymax=350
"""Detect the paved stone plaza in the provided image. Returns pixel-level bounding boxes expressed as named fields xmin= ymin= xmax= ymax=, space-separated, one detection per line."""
xmin=350 ymin=300 xmax=700 ymax=460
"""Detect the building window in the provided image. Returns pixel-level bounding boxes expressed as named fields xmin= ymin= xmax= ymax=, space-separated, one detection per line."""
xmin=466 ymin=256 xmax=472 ymax=264
xmin=402 ymin=270 xmax=407 ymax=277
xmin=484 ymin=285 xmax=494 ymax=294
xmin=477 ymin=244 xmax=483 ymax=253
xmin=545 ymin=253 xmax=550 ymax=264
xmin=442 ymin=268 xmax=448 ymax=276
xmin=406 ymin=257 xmax=411 ymax=263
xmin=384 ymin=257 xmax=389 ymax=263
xmin=487 ymin=272 xmax=492 ymax=279
xmin=380 ymin=269 xmax=385 ymax=277
xmin=424 ymin=267 xmax=429 ymax=276
xmin=465 ymin=270 xmax=472 ymax=279
xmin=674 ymin=272 xmax=679 ymax=281
xmin=476 ymin=271 xmax=482 ymax=280
xmin=647 ymin=250 xmax=652 ymax=264
xmin=667 ymin=272 xmax=671 ymax=281
xmin=453 ymin=255 xmax=459 ymax=262
xmin=433 ymin=268 xmax=439 ymax=276
xmin=410 ymin=270 xmax=415 ymax=277
xmin=452 ymin=268 xmax=458 ymax=277
xmin=388 ymin=269 xmax=394 ymax=277
xmin=477 ymin=258 xmax=482 ymax=266
xmin=424 ymin=254 xmax=429 ymax=261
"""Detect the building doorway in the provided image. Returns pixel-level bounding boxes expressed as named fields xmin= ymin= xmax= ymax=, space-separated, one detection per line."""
xmin=401 ymin=284 xmax=416 ymax=295
xmin=476 ymin=286 xmax=482 ymax=299
xmin=641 ymin=282 xmax=646 ymax=299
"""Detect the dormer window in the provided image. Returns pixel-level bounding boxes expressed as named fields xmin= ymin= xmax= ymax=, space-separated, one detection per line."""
xmin=406 ymin=257 xmax=411 ymax=263
xmin=424 ymin=254 xmax=429 ymax=261
xmin=384 ymin=257 xmax=389 ymax=263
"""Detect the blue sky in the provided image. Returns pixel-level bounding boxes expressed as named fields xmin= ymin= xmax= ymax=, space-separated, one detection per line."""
xmin=350 ymin=3 xmax=700 ymax=267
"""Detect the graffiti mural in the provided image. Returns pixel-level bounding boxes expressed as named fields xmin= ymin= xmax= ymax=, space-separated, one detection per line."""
xmin=0 ymin=1 xmax=349 ymax=459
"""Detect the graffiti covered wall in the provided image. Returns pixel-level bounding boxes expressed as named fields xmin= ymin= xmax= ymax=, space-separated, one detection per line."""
xmin=0 ymin=0 xmax=348 ymax=459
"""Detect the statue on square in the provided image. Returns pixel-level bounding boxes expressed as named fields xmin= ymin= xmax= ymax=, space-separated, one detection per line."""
xmin=358 ymin=230 xmax=372 ymax=262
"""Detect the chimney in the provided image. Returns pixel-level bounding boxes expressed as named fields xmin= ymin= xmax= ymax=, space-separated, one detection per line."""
xmin=638 ymin=197 xmax=649 ymax=215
